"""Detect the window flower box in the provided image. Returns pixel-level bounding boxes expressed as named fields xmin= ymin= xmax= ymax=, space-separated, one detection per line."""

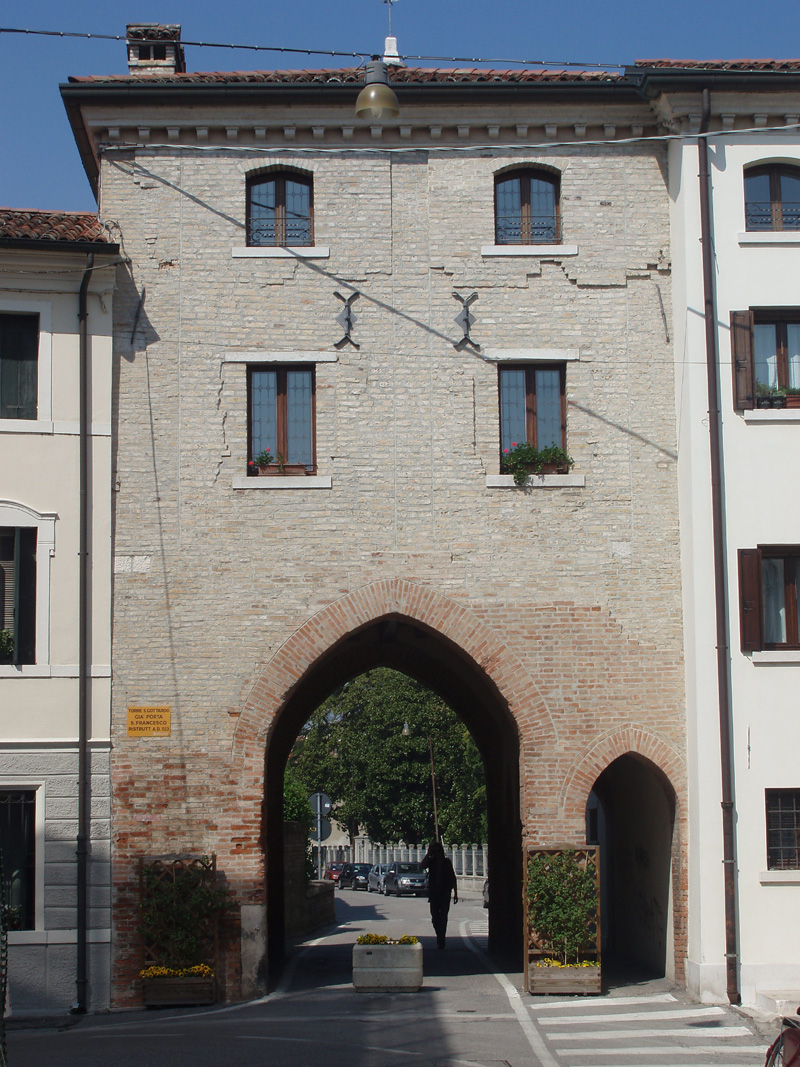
xmin=352 ymin=936 xmax=422 ymax=992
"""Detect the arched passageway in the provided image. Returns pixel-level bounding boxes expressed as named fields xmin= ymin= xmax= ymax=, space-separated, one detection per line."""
xmin=263 ymin=613 xmax=522 ymax=975
xmin=587 ymin=753 xmax=678 ymax=980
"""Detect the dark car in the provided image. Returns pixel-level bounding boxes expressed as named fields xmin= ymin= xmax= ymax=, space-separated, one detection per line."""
xmin=340 ymin=862 xmax=372 ymax=890
xmin=384 ymin=861 xmax=428 ymax=897
xmin=325 ymin=862 xmax=345 ymax=884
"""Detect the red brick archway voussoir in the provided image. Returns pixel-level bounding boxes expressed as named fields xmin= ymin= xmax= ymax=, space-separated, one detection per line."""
xmin=233 ymin=579 xmax=553 ymax=759
xmin=559 ymin=724 xmax=686 ymax=821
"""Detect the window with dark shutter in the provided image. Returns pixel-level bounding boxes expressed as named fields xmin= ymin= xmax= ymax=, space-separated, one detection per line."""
xmin=739 ymin=546 xmax=800 ymax=651
xmin=738 ymin=548 xmax=762 ymax=651
xmin=0 ymin=313 xmax=39 ymax=420
xmin=730 ymin=310 xmax=755 ymax=410
xmin=0 ymin=526 xmax=36 ymax=665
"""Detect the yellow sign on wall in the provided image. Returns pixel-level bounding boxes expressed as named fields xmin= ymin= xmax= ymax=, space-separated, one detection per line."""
xmin=127 ymin=706 xmax=171 ymax=737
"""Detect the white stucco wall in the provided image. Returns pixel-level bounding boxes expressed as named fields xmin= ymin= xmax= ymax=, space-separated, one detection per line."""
xmin=672 ymin=124 xmax=800 ymax=1006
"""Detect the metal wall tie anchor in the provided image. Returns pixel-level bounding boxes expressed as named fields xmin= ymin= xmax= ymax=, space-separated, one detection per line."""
xmin=452 ymin=291 xmax=480 ymax=351
xmin=334 ymin=290 xmax=360 ymax=349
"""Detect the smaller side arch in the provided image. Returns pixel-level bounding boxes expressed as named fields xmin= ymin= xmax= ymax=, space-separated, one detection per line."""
xmin=559 ymin=725 xmax=686 ymax=823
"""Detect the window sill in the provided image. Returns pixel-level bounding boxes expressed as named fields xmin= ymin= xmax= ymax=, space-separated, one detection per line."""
xmin=750 ymin=650 xmax=800 ymax=664
xmin=486 ymin=473 xmax=585 ymax=488
xmin=760 ymin=870 xmax=800 ymax=885
xmin=8 ymin=929 xmax=111 ymax=945
xmin=0 ymin=665 xmax=111 ymax=678
xmin=738 ymin=232 xmax=800 ymax=246
xmin=231 ymin=246 xmax=330 ymax=259
xmin=742 ymin=409 xmax=800 ymax=422
xmin=481 ymin=244 xmax=578 ymax=257
xmin=232 ymin=475 xmax=332 ymax=490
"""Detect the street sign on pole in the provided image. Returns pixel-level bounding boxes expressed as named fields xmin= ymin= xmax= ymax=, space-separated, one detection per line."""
xmin=309 ymin=792 xmax=332 ymax=878
xmin=309 ymin=792 xmax=332 ymax=817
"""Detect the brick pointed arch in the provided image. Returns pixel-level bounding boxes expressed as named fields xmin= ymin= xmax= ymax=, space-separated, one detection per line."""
xmin=233 ymin=578 xmax=554 ymax=759
xmin=559 ymin=724 xmax=686 ymax=821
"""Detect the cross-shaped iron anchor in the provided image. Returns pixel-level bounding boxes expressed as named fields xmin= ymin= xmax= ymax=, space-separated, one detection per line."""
xmin=334 ymin=291 xmax=360 ymax=349
xmin=452 ymin=291 xmax=480 ymax=351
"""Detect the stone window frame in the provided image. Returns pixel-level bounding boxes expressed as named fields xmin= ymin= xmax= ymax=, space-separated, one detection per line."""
xmin=0 ymin=299 xmax=53 ymax=435
xmin=233 ymin=166 xmax=330 ymax=260
xmin=482 ymin=164 xmax=577 ymax=258
xmin=482 ymin=349 xmax=585 ymax=489
xmin=224 ymin=352 xmax=334 ymax=491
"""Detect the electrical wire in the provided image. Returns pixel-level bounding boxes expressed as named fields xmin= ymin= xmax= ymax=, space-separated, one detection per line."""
xmin=0 ymin=25 xmax=627 ymax=69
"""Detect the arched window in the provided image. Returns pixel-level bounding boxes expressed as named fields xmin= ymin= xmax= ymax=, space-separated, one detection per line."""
xmin=744 ymin=164 xmax=800 ymax=231
xmin=246 ymin=170 xmax=314 ymax=247
xmin=494 ymin=168 xmax=560 ymax=244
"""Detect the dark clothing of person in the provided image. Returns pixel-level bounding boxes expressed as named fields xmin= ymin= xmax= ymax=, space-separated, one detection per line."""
xmin=422 ymin=848 xmax=457 ymax=949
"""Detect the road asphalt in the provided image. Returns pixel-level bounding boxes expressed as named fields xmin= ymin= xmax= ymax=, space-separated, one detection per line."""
xmin=5 ymin=888 xmax=779 ymax=1067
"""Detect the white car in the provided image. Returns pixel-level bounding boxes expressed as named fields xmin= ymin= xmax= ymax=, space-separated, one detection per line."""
xmin=367 ymin=863 xmax=389 ymax=893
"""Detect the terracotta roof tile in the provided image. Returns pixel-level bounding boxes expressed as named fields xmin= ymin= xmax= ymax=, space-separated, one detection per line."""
xmin=634 ymin=58 xmax=800 ymax=71
xmin=0 ymin=209 xmax=115 ymax=246
xmin=68 ymin=65 xmax=623 ymax=86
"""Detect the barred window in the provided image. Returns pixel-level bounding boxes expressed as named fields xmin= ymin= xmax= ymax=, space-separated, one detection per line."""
xmin=766 ymin=789 xmax=800 ymax=870
xmin=0 ymin=789 xmax=36 ymax=929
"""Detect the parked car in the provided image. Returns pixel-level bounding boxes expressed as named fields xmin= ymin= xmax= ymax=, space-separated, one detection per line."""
xmin=367 ymin=863 xmax=389 ymax=893
xmin=325 ymin=862 xmax=345 ymax=884
xmin=384 ymin=861 xmax=428 ymax=897
xmin=340 ymin=862 xmax=372 ymax=890
xmin=482 ymin=878 xmax=489 ymax=909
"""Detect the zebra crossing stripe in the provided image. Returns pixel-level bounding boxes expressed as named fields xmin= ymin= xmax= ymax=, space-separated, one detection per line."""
xmin=546 ymin=1025 xmax=754 ymax=1040
xmin=538 ymin=1006 xmax=727 ymax=1024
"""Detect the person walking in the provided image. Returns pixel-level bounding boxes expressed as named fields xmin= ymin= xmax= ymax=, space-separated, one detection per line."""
xmin=422 ymin=840 xmax=458 ymax=949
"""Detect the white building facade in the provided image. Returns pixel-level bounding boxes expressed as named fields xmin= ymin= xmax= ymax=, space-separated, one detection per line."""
xmin=0 ymin=210 xmax=118 ymax=1013
xmin=650 ymin=62 xmax=800 ymax=1008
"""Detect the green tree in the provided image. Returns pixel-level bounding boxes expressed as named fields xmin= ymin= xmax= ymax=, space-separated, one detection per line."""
xmin=289 ymin=669 xmax=486 ymax=846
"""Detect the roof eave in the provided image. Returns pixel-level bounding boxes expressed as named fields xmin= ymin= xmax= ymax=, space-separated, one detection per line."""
xmin=0 ymin=237 xmax=120 ymax=255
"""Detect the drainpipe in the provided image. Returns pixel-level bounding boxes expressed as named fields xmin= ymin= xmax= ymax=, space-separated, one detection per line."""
xmin=698 ymin=89 xmax=741 ymax=1005
xmin=75 ymin=252 xmax=95 ymax=1013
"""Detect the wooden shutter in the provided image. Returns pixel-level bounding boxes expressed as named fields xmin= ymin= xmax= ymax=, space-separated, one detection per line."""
xmin=0 ymin=314 xmax=39 ymax=420
xmin=14 ymin=528 xmax=36 ymax=665
xmin=738 ymin=548 xmax=762 ymax=651
xmin=730 ymin=310 xmax=755 ymax=410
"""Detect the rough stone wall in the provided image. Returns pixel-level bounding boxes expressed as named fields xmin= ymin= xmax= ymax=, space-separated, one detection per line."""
xmin=104 ymin=135 xmax=684 ymax=1004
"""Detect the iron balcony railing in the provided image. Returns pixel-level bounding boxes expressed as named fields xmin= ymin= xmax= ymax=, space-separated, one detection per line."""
xmin=745 ymin=201 xmax=800 ymax=231
xmin=495 ymin=213 xmax=561 ymax=244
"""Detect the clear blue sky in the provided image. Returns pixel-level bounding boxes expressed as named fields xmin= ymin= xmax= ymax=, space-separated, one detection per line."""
xmin=3 ymin=0 xmax=799 ymax=212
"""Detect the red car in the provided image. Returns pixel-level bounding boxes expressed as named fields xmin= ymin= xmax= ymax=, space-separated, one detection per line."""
xmin=325 ymin=862 xmax=345 ymax=884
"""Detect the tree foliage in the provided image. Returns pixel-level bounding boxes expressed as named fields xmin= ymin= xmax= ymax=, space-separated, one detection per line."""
xmin=288 ymin=669 xmax=487 ymax=844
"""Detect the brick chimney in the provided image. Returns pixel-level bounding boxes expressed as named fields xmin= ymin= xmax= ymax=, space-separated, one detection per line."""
xmin=126 ymin=24 xmax=186 ymax=76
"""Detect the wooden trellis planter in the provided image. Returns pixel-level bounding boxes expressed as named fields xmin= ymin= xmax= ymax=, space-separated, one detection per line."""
xmin=524 ymin=845 xmax=601 ymax=996
xmin=139 ymin=855 xmax=221 ymax=1007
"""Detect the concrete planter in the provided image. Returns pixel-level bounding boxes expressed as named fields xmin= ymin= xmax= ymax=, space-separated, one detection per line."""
xmin=528 ymin=964 xmax=601 ymax=995
xmin=352 ymin=942 xmax=423 ymax=992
